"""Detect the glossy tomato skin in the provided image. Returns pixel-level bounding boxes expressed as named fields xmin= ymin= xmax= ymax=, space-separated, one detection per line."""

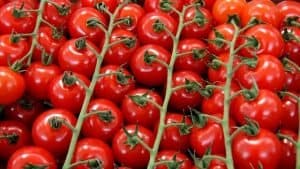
xmin=175 ymin=39 xmax=209 ymax=75
xmin=24 ymin=62 xmax=62 ymax=100
xmin=48 ymin=72 xmax=90 ymax=114
xmin=81 ymin=0 xmax=117 ymax=13
xmin=239 ymin=24 xmax=284 ymax=58
xmin=58 ymin=39 xmax=98 ymax=78
xmin=155 ymin=150 xmax=192 ymax=169
xmin=241 ymin=0 xmax=281 ymax=28
xmin=144 ymin=0 xmax=184 ymax=18
xmin=184 ymin=0 xmax=215 ymax=10
xmin=278 ymin=129 xmax=297 ymax=169
xmin=277 ymin=0 xmax=300 ymax=27
xmin=283 ymin=27 xmax=300 ymax=65
xmin=231 ymin=89 xmax=282 ymax=132
xmin=121 ymin=88 xmax=162 ymax=129
xmin=116 ymin=3 xmax=145 ymax=31
xmin=156 ymin=113 xmax=192 ymax=152
xmin=169 ymin=71 xmax=204 ymax=111
xmin=0 ymin=34 xmax=29 ymax=66
xmin=192 ymin=159 xmax=227 ymax=169
xmin=9 ymin=0 xmax=39 ymax=8
xmin=112 ymin=125 xmax=154 ymax=169
xmin=0 ymin=2 xmax=36 ymax=34
xmin=32 ymin=109 xmax=77 ymax=158
xmin=7 ymin=146 xmax=57 ymax=169
xmin=284 ymin=68 xmax=300 ymax=93
xmin=0 ymin=67 xmax=25 ymax=105
xmin=130 ymin=44 xmax=171 ymax=87
xmin=137 ymin=12 xmax=178 ymax=50
xmin=68 ymin=7 xmax=107 ymax=44
xmin=82 ymin=99 xmax=123 ymax=142
xmin=0 ymin=121 xmax=30 ymax=160
xmin=95 ymin=65 xmax=135 ymax=104
xmin=235 ymin=54 xmax=286 ymax=92
xmin=232 ymin=129 xmax=282 ymax=169
xmin=104 ymin=29 xmax=139 ymax=66
xmin=281 ymin=94 xmax=299 ymax=133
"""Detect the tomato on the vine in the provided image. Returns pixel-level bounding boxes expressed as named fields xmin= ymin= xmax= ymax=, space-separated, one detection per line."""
xmin=277 ymin=0 xmax=300 ymax=27
xmin=281 ymin=94 xmax=299 ymax=133
xmin=81 ymin=0 xmax=118 ymax=14
xmin=116 ymin=3 xmax=145 ymax=31
xmin=155 ymin=150 xmax=193 ymax=169
xmin=278 ymin=129 xmax=297 ymax=169
xmin=282 ymin=26 xmax=300 ymax=65
xmin=144 ymin=0 xmax=184 ymax=18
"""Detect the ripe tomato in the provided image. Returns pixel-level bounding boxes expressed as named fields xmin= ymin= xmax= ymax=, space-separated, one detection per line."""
xmin=81 ymin=0 xmax=117 ymax=13
xmin=169 ymin=70 xmax=205 ymax=111
xmin=284 ymin=67 xmax=300 ymax=93
xmin=175 ymin=39 xmax=209 ymax=75
xmin=9 ymin=0 xmax=39 ymax=8
xmin=116 ymin=3 xmax=145 ymax=31
xmin=192 ymin=159 xmax=227 ymax=169
xmin=232 ymin=128 xmax=282 ymax=169
xmin=112 ymin=125 xmax=154 ymax=169
xmin=104 ymin=28 xmax=139 ymax=66
xmin=239 ymin=24 xmax=284 ymax=58
xmin=0 ymin=34 xmax=29 ymax=66
xmin=121 ymin=88 xmax=162 ymax=129
xmin=0 ymin=121 xmax=30 ymax=160
xmin=95 ymin=65 xmax=135 ymax=104
xmin=144 ymin=0 xmax=184 ymax=18
xmin=82 ymin=99 xmax=123 ymax=142
xmin=137 ymin=12 xmax=178 ymax=50
xmin=58 ymin=39 xmax=98 ymax=78
xmin=48 ymin=72 xmax=90 ymax=114
xmin=281 ymin=94 xmax=299 ymax=133
xmin=72 ymin=138 xmax=114 ymax=169
xmin=130 ymin=44 xmax=171 ymax=87
xmin=155 ymin=113 xmax=192 ymax=152
xmin=68 ymin=7 xmax=107 ymax=44
xmin=0 ymin=2 xmax=37 ymax=34
xmin=277 ymin=0 xmax=300 ymax=27
xmin=278 ymin=129 xmax=297 ymax=169
xmin=0 ymin=67 xmax=25 ymax=105
xmin=212 ymin=0 xmax=246 ymax=25
xmin=7 ymin=146 xmax=57 ymax=169
xmin=32 ymin=109 xmax=77 ymax=158
xmin=155 ymin=150 xmax=193 ymax=169
xmin=231 ymin=89 xmax=283 ymax=132
xmin=24 ymin=62 xmax=62 ymax=100
xmin=283 ymin=26 xmax=300 ymax=65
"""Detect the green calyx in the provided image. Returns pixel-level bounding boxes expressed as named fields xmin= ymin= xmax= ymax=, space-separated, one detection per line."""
xmin=243 ymin=117 xmax=260 ymax=136
xmin=159 ymin=0 xmax=173 ymax=12
xmin=129 ymin=92 xmax=149 ymax=107
xmin=23 ymin=163 xmax=48 ymax=169
xmin=153 ymin=20 xmax=165 ymax=33
xmin=87 ymin=159 xmax=103 ymax=169
xmin=116 ymin=71 xmax=133 ymax=85
xmin=144 ymin=51 xmax=157 ymax=64
xmin=190 ymin=109 xmax=207 ymax=128
xmin=123 ymin=125 xmax=140 ymax=149
xmin=62 ymin=71 xmax=77 ymax=86
xmin=185 ymin=79 xmax=201 ymax=93
xmin=0 ymin=133 xmax=19 ymax=144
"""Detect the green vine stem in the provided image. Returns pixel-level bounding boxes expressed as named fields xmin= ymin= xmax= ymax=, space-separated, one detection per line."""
xmin=62 ymin=2 xmax=126 ymax=169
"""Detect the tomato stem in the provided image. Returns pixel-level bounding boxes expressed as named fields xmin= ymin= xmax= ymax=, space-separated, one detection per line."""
xmin=282 ymin=57 xmax=300 ymax=72
xmin=68 ymin=159 xmax=102 ymax=168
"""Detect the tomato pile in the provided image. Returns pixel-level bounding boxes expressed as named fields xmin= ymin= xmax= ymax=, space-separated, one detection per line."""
xmin=0 ymin=0 xmax=299 ymax=169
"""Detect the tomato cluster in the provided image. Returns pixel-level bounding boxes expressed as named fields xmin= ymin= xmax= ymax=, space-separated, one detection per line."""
xmin=0 ymin=0 xmax=299 ymax=169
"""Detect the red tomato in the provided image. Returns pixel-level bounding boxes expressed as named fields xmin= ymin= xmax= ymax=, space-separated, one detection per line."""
xmin=182 ymin=6 xmax=213 ymax=39
xmin=193 ymin=159 xmax=227 ymax=169
xmin=95 ymin=65 xmax=135 ymax=104
xmin=137 ymin=12 xmax=178 ymax=50
xmin=0 ymin=2 xmax=37 ymax=34
xmin=0 ymin=34 xmax=29 ymax=66
xmin=58 ymin=39 xmax=98 ymax=78
xmin=281 ymin=94 xmax=299 ymax=133
xmin=212 ymin=0 xmax=246 ymax=25
xmin=104 ymin=29 xmax=139 ymax=66
xmin=278 ymin=129 xmax=297 ymax=169
xmin=239 ymin=24 xmax=284 ymax=58
xmin=155 ymin=150 xmax=193 ymax=169
xmin=0 ymin=121 xmax=30 ymax=160
xmin=0 ymin=67 xmax=25 ymax=105
xmin=7 ymin=146 xmax=57 ymax=169
xmin=235 ymin=54 xmax=286 ymax=92
xmin=184 ymin=0 xmax=215 ymax=10
xmin=116 ymin=3 xmax=145 ymax=31
xmin=112 ymin=125 xmax=154 ymax=169
xmin=277 ymin=1 xmax=300 ymax=27
xmin=24 ymin=62 xmax=62 ymax=100
xmin=283 ymin=26 xmax=300 ymax=65
xmin=241 ymin=0 xmax=281 ymax=28
xmin=175 ymin=39 xmax=209 ymax=75
xmin=232 ymin=129 xmax=282 ymax=169
xmin=130 ymin=44 xmax=171 ymax=87
xmin=81 ymin=0 xmax=117 ymax=13
xmin=231 ymin=89 xmax=283 ymax=132
xmin=9 ymin=0 xmax=39 ymax=8
xmin=155 ymin=113 xmax=192 ymax=152
xmin=144 ymin=0 xmax=184 ymax=18
xmin=121 ymin=88 xmax=162 ymax=129
xmin=48 ymin=72 xmax=90 ymax=114
xmin=284 ymin=67 xmax=300 ymax=93
xmin=169 ymin=70 xmax=205 ymax=111
xmin=68 ymin=7 xmax=107 ymax=44
xmin=32 ymin=109 xmax=77 ymax=158
xmin=82 ymin=99 xmax=123 ymax=142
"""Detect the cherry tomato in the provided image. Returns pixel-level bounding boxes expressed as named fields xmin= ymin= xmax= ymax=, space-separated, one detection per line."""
xmin=7 ymin=146 xmax=57 ymax=169
xmin=155 ymin=150 xmax=193 ymax=169
xmin=192 ymin=159 xmax=227 ymax=169
xmin=81 ymin=0 xmax=117 ymax=13
xmin=130 ymin=44 xmax=171 ymax=87
xmin=95 ymin=65 xmax=135 ymax=104
xmin=9 ymin=0 xmax=39 ymax=8
xmin=281 ymin=94 xmax=299 ymax=133
xmin=82 ymin=99 xmax=123 ymax=142
xmin=0 ymin=67 xmax=25 ymax=105
xmin=48 ymin=72 xmax=90 ymax=114
xmin=282 ymin=26 xmax=300 ymax=65
xmin=0 ymin=34 xmax=29 ymax=66
xmin=278 ymin=129 xmax=297 ymax=169
xmin=144 ymin=0 xmax=184 ymax=18
xmin=277 ymin=0 xmax=300 ymax=27
xmin=0 ymin=121 xmax=30 ymax=160
xmin=112 ymin=125 xmax=154 ymax=169
xmin=232 ymin=128 xmax=282 ymax=169
xmin=24 ymin=62 xmax=62 ymax=100
xmin=121 ymin=88 xmax=162 ymax=129
xmin=284 ymin=67 xmax=300 ymax=93
xmin=116 ymin=3 xmax=145 ymax=31
xmin=137 ymin=12 xmax=178 ymax=50
xmin=184 ymin=0 xmax=215 ymax=10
